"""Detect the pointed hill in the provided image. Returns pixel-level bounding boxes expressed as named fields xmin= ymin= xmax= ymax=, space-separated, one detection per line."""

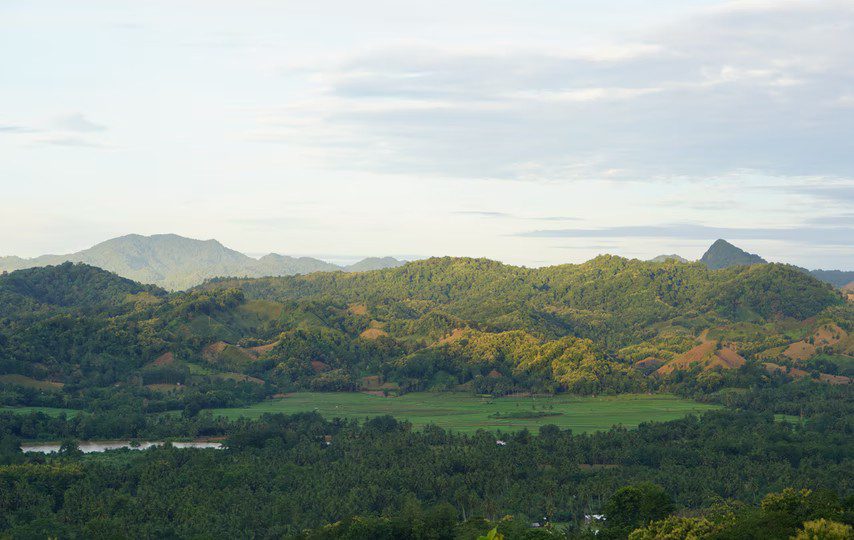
xmin=699 ymin=239 xmax=766 ymax=270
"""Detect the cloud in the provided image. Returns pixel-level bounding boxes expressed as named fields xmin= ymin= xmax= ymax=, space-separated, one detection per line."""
xmin=261 ymin=1 xmax=854 ymax=182
xmin=0 ymin=125 xmax=37 ymax=134
xmin=37 ymin=136 xmax=110 ymax=149
xmin=453 ymin=211 xmax=513 ymax=218
xmin=516 ymin=223 xmax=854 ymax=246
xmin=53 ymin=113 xmax=106 ymax=133
xmin=453 ymin=211 xmax=580 ymax=221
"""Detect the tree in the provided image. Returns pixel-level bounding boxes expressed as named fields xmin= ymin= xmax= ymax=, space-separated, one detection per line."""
xmin=791 ymin=519 xmax=853 ymax=540
xmin=603 ymin=483 xmax=673 ymax=537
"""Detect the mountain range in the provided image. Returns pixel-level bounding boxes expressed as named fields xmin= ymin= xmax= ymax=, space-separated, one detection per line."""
xmin=0 ymin=234 xmax=405 ymax=290
xmin=2 ymin=234 xmax=851 ymax=291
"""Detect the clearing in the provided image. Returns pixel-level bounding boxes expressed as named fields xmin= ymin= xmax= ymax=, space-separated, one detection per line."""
xmin=207 ymin=392 xmax=720 ymax=434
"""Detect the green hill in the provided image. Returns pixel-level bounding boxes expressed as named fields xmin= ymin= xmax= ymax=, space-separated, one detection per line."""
xmin=0 ymin=257 xmax=847 ymax=413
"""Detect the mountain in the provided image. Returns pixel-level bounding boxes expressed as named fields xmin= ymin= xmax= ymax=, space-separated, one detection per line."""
xmin=345 ymin=256 xmax=406 ymax=272
xmin=649 ymin=254 xmax=688 ymax=263
xmin=808 ymin=269 xmax=854 ymax=289
xmin=0 ymin=234 xmax=404 ymax=290
xmin=699 ymin=239 xmax=766 ymax=270
xmin=254 ymin=253 xmax=340 ymax=276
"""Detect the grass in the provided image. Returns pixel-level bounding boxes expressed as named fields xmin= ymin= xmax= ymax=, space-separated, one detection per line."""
xmin=207 ymin=392 xmax=721 ymax=433
xmin=0 ymin=374 xmax=63 ymax=390
xmin=0 ymin=406 xmax=82 ymax=417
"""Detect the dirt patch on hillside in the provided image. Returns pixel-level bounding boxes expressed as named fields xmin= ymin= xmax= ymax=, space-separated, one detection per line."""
xmin=712 ymin=347 xmax=747 ymax=369
xmin=310 ymin=360 xmax=330 ymax=373
xmin=151 ymin=352 xmax=175 ymax=366
xmin=783 ymin=324 xmax=847 ymax=361
xmin=436 ymin=328 xmax=467 ymax=346
xmin=763 ymin=362 xmax=851 ymax=385
xmin=246 ymin=341 xmax=279 ymax=357
xmin=203 ymin=341 xmax=256 ymax=364
xmin=783 ymin=341 xmax=816 ymax=361
xmin=764 ymin=362 xmax=810 ymax=379
xmin=203 ymin=341 xmax=229 ymax=360
xmin=348 ymin=303 xmax=368 ymax=316
xmin=656 ymin=341 xmax=717 ymax=375
xmin=359 ymin=328 xmax=388 ymax=340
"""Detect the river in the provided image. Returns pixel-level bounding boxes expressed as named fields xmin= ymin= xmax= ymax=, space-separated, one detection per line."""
xmin=21 ymin=440 xmax=223 ymax=453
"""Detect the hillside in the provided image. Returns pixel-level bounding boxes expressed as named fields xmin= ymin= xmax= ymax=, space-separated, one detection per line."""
xmin=699 ymin=239 xmax=766 ymax=269
xmin=0 ymin=234 xmax=405 ymax=290
xmin=0 ymin=257 xmax=848 ymax=414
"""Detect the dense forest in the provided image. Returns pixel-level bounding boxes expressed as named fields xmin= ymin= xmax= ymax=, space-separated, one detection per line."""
xmin=0 ymin=396 xmax=852 ymax=538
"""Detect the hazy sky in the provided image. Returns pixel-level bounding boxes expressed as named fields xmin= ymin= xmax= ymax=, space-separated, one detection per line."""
xmin=1 ymin=0 xmax=852 ymax=268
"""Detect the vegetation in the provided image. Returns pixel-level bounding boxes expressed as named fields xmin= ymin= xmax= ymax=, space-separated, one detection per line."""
xmin=0 ymin=403 xmax=850 ymax=538
xmin=206 ymin=392 xmax=719 ymax=433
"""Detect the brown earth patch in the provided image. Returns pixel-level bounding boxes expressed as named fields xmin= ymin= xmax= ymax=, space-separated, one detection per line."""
xmin=783 ymin=324 xmax=847 ymax=361
xmin=656 ymin=341 xmax=717 ymax=375
xmin=487 ymin=369 xmax=503 ymax=378
xmin=763 ymin=362 xmax=810 ymax=379
xmin=151 ymin=352 xmax=175 ymax=366
xmin=246 ymin=341 xmax=279 ymax=357
xmin=348 ymin=303 xmax=368 ymax=316
xmin=711 ymin=347 xmax=747 ymax=370
xmin=311 ymin=360 xmax=330 ymax=373
xmin=361 ymin=390 xmax=386 ymax=397
xmin=203 ymin=341 xmax=229 ymax=361
xmin=819 ymin=373 xmax=852 ymax=385
xmin=635 ymin=357 xmax=665 ymax=373
xmin=436 ymin=328 xmax=467 ymax=346
xmin=359 ymin=327 xmax=388 ymax=340
xmin=783 ymin=341 xmax=816 ymax=361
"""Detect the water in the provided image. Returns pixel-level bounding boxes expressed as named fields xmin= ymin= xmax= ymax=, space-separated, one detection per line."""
xmin=21 ymin=440 xmax=223 ymax=453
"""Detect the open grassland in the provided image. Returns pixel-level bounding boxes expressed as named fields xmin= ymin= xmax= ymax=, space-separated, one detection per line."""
xmin=208 ymin=392 xmax=721 ymax=433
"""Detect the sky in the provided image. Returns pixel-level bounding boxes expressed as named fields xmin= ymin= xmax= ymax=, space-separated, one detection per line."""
xmin=1 ymin=0 xmax=852 ymax=269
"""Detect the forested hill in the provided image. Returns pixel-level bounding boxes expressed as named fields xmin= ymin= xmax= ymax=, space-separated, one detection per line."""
xmin=0 ymin=258 xmax=850 ymax=413
xmin=204 ymin=255 xmax=842 ymax=339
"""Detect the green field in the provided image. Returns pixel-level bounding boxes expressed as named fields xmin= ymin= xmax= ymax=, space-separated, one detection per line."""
xmin=208 ymin=392 xmax=720 ymax=433
xmin=0 ymin=406 xmax=82 ymax=417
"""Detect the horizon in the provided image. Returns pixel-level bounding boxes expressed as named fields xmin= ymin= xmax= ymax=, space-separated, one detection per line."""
xmin=4 ymin=231 xmax=852 ymax=272
xmin=2 ymin=0 xmax=852 ymax=268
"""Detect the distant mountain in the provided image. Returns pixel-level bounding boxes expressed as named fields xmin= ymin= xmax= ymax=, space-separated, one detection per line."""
xmin=345 ymin=256 xmax=406 ymax=272
xmin=808 ymin=269 xmax=854 ymax=289
xmin=649 ymin=254 xmax=689 ymax=263
xmin=699 ymin=239 xmax=766 ymax=270
xmin=0 ymin=234 xmax=404 ymax=290
xmin=254 ymin=253 xmax=341 ymax=276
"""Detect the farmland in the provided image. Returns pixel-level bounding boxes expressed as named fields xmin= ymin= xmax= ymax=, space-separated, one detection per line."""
xmin=207 ymin=392 xmax=720 ymax=433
